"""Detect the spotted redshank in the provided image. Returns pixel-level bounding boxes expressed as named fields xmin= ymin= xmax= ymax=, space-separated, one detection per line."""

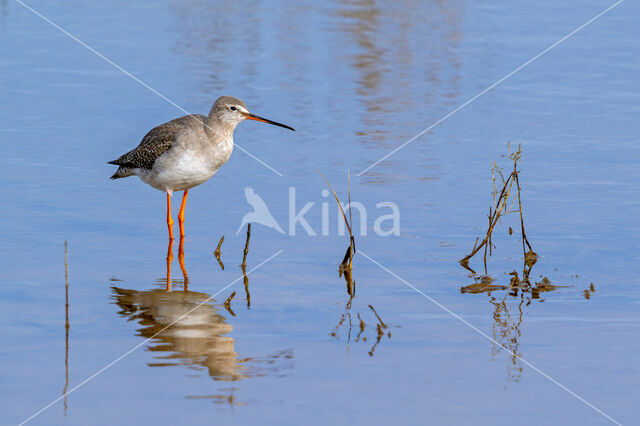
xmin=109 ymin=96 xmax=294 ymax=239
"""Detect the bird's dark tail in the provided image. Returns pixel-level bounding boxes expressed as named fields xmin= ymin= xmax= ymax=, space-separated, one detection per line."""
xmin=109 ymin=159 xmax=134 ymax=180
xmin=110 ymin=167 xmax=134 ymax=180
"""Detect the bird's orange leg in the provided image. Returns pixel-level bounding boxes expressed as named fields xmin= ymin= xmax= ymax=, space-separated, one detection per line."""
xmin=178 ymin=190 xmax=189 ymax=237
xmin=166 ymin=191 xmax=174 ymax=240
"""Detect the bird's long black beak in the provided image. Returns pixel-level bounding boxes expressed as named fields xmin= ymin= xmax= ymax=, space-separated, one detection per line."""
xmin=244 ymin=113 xmax=295 ymax=131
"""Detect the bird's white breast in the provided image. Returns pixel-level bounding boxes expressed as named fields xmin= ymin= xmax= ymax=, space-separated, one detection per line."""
xmin=138 ymin=126 xmax=234 ymax=193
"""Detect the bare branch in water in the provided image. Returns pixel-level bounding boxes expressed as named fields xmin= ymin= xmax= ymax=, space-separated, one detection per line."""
xmin=214 ymin=236 xmax=225 ymax=270
xmin=240 ymin=225 xmax=251 ymax=308
xmin=242 ymin=268 xmax=251 ymax=309
xmin=343 ymin=267 xmax=356 ymax=299
xmin=241 ymin=224 xmax=251 ymax=268
xmin=63 ymin=241 xmax=70 ymax=416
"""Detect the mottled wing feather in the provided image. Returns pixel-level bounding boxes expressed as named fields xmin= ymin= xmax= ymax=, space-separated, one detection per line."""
xmin=111 ymin=114 xmax=206 ymax=170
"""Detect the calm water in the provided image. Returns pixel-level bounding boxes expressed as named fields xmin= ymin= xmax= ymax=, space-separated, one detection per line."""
xmin=1 ymin=0 xmax=639 ymax=424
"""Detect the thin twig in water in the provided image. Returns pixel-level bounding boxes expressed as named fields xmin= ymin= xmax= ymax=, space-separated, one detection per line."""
xmin=214 ymin=236 xmax=225 ymax=270
xmin=63 ymin=241 xmax=70 ymax=415
xmin=343 ymin=267 xmax=356 ymax=298
xmin=243 ymin=270 xmax=250 ymax=309
xmin=242 ymin=224 xmax=251 ymax=268
xmin=240 ymin=225 xmax=251 ymax=308
xmin=319 ymin=171 xmax=356 ymax=277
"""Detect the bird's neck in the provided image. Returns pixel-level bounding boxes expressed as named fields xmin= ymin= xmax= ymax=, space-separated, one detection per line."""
xmin=204 ymin=116 xmax=235 ymax=142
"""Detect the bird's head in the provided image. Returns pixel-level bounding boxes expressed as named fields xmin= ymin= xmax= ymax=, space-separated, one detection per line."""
xmin=210 ymin=96 xmax=295 ymax=131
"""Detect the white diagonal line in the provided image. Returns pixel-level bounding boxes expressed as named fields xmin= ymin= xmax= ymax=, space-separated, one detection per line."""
xmin=234 ymin=144 xmax=283 ymax=176
xmin=357 ymin=0 xmax=624 ymax=176
xmin=15 ymin=0 xmax=283 ymax=177
xmin=358 ymin=250 xmax=621 ymax=425
xmin=18 ymin=250 xmax=283 ymax=426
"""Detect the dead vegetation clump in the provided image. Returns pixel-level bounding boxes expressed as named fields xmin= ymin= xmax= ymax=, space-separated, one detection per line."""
xmin=460 ymin=143 xmax=535 ymax=274
xmin=458 ymin=144 xmax=593 ymax=299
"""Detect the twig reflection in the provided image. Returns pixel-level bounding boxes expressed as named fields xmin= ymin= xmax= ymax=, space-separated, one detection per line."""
xmin=224 ymin=291 xmax=236 ymax=317
xmin=461 ymin=258 xmax=596 ymax=383
xmin=62 ymin=241 xmax=70 ymax=416
xmin=330 ymin=271 xmax=395 ymax=356
xmin=488 ymin=294 xmax=526 ymax=382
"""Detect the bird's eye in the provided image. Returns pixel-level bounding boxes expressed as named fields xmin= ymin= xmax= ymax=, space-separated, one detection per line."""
xmin=229 ymin=106 xmax=237 ymax=111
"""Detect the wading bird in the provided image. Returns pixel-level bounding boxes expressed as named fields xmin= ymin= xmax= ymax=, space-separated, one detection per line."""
xmin=109 ymin=96 xmax=294 ymax=239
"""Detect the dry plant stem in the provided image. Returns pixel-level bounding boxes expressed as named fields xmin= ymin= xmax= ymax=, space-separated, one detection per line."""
xmin=346 ymin=170 xmax=355 ymax=269
xmin=343 ymin=266 xmax=356 ymax=298
xmin=320 ymin=172 xmax=356 ymax=272
xmin=346 ymin=285 xmax=355 ymax=308
xmin=514 ymin=173 xmax=533 ymax=256
xmin=484 ymin=207 xmax=491 ymax=273
xmin=63 ymin=241 xmax=70 ymax=414
xmin=461 ymin=171 xmax=516 ymax=265
xmin=238 ymin=225 xmax=251 ymax=307
xmin=341 ymin=236 xmax=356 ymax=267
xmin=214 ymin=236 xmax=224 ymax=256
xmin=214 ymin=236 xmax=225 ymax=270
xmin=64 ymin=242 xmax=69 ymax=319
xmin=243 ymin=266 xmax=251 ymax=308
xmin=242 ymin=224 xmax=251 ymax=267
xmin=215 ymin=236 xmax=225 ymax=252
xmin=462 ymin=144 xmax=528 ymax=271
xmin=348 ymin=170 xmax=353 ymax=247
xmin=320 ymin=173 xmax=352 ymax=237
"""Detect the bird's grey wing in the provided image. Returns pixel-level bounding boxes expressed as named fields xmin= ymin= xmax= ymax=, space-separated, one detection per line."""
xmin=110 ymin=114 xmax=205 ymax=170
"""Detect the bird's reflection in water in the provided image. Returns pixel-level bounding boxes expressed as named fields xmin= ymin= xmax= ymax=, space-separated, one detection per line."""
xmin=111 ymin=285 xmax=246 ymax=380
xmin=186 ymin=388 xmax=247 ymax=409
xmin=111 ymin=237 xmax=293 ymax=402
xmin=165 ymin=235 xmax=189 ymax=291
